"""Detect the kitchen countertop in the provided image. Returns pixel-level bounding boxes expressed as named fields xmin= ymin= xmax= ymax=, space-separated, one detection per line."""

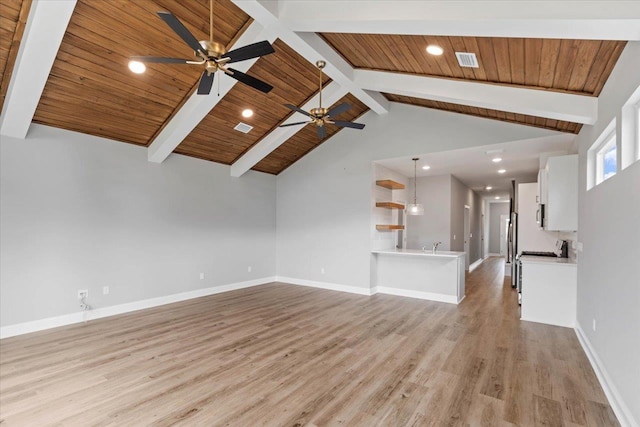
xmin=520 ymin=255 xmax=576 ymax=266
xmin=372 ymin=249 xmax=466 ymax=259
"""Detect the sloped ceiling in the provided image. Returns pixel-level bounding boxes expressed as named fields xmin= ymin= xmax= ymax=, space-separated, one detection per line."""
xmin=0 ymin=1 xmax=635 ymax=175
xmin=0 ymin=0 xmax=31 ymax=114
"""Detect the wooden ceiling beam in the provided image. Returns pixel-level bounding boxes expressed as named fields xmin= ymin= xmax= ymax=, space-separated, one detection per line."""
xmin=147 ymin=21 xmax=276 ymax=164
xmin=230 ymin=0 xmax=390 ymax=115
xmin=279 ymin=1 xmax=640 ymax=40
xmin=0 ymin=0 xmax=77 ymax=139
xmin=355 ymin=69 xmax=598 ymax=125
xmin=230 ymin=81 xmax=347 ymax=177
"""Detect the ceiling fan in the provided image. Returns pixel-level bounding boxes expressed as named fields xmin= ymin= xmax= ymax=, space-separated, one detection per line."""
xmin=130 ymin=0 xmax=275 ymax=95
xmin=280 ymin=60 xmax=365 ymax=138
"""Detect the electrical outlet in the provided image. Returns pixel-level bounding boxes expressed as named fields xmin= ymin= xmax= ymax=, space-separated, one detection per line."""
xmin=321 ymin=268 xmax=325 ymax=274
xmin=248 ymin=266 xmax=252 ymax=272
xmin=200 ymin=272 xmax=205 ymax=280
xmin=103 ymin=286 xmax=109 ymax=295
xmin=77 ymin=290 xmax=88 ymax=300
xmin=592 ymin=318 xmax=596 ymax=331
xmin=453 ymin=234 xmax=456 ymax=240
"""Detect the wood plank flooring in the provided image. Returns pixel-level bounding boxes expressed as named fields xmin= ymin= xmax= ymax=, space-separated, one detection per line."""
xmin=0 ymin=258 xmax=618 ymax=426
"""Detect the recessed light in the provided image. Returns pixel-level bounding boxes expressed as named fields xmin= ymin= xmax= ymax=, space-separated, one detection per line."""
xmin=485 ymin=186 xmax=493 ymax=190
xmin=128 ymin=60 xmax=146 ymax=74
xmin=492 ymin=157 xmax=502 ymax=163
xmin=498 ymin=169 xmax=506 ymax=174
xmin=495 ymin=196 xmax=500 ymax=200
xmin=422 ymin=165 xmax=431 ymax=170
xmin=242 ymin=109 xmax=254 ymax=118
xmin=426 ymin=45 xmax=444 ymax=56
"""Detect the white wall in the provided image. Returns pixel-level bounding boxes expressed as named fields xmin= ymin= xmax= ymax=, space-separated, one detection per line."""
xmin=488 ymin=202 xmax=509 ymax=253
xmin=0 ymin=125 xmax=277 ymax=327
xmin=405 ymin=174 xmax=451 ymax=250
xmin=276 ymin=102 xmax=561 ymax=290
xmin=575 ymin=41 xmax=640 ymax=427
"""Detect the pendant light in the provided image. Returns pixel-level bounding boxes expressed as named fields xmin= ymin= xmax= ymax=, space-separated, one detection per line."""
xmin=407 ymin=158 xmax=424 ymax=215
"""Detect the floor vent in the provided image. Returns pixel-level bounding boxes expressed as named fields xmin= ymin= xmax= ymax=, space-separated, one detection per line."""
xmin=234 ymin=122 xmax=253 ymax=134
xmin=455 ymin=52 xmax=479 ymax=68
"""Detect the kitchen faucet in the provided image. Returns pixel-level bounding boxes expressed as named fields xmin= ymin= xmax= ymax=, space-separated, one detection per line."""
xmin=432 ymin=241 xmax=442 ymax=253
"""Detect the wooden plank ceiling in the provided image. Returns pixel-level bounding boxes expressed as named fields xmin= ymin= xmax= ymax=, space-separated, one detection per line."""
xmin=385 ymin=93 xmax=582 ymax=134
xmin=32 ymin=0 xmax=250 ymax=145
xmin=253 ymin=93 xmax=369 ymax=175
xmin=175 ymin=38 xmax=331 ymax=168
xmin=320 ymin=33 xmax=626 ymax=132
xmin=0 ymin=0 xmax=32 ymax=115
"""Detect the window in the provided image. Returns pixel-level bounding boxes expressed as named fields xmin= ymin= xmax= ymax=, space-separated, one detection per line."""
xmin=621 ymin=86 xmax=640 ymax=169
xmin=587 ymin=118 xmax=616 ymax=190
xmin=596 ymin=133 xmax=616 ymax=183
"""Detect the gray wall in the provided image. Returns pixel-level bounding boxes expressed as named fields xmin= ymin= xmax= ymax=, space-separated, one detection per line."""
xmin=406 ymin=174 xmax=451 ymax=250
xmin=576 ymin=41 xmax=640 ymax=426
xmin=0 ymin=125 xmax=277 ymax=327
xmin=450 ymin=175 xmax=483 ymax=264
xmin=488 ymin=202 xmax=509 ymax=254
xmin=276 ymin=102 xmax=559 ymax=289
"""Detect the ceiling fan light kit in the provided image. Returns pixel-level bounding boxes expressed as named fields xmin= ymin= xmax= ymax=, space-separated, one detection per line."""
xmin=130 ymin=0 xmax=275 ymax=95
xmin=280 ymin=60 xmax=366 ymax=138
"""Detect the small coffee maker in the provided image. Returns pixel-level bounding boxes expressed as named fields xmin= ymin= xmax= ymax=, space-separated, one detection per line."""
xmin=556 ymin=240 xmax=569 ymax=258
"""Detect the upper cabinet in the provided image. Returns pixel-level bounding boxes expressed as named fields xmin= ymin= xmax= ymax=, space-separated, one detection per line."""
xmin=539 ymin=155 xmax=578 ymax=231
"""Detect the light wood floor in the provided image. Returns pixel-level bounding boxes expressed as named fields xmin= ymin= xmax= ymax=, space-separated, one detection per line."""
xmin=0 ymin=258 xmax=618 ymax=426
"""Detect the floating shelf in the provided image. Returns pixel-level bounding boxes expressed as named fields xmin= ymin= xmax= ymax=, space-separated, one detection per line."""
xmin=376 ymin=202 xmax=405 ymax=210
xmin=376 ymin=224 xmax=405 ymax=231
xmin=376 ymin=180 xmax=405 ymax=190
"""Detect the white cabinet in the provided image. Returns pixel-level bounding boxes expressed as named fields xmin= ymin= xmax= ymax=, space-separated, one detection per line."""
xmin=520 ymin=258 xmax=577 ymax=328
xmin=537 ymin=168 xmax=548 ymax=205
xmin=518 ymin=183 xmax=557 ymax=251
xmin=545 ymin=155 xmax=578 ymax=231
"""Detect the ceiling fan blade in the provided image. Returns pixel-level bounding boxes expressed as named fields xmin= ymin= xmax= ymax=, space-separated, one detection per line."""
xmin=197 ymin=71 xmax=215 ymax=95
xmin=327 ymin=103 xmax=352 ymax=118
xmin=317 ymin=125 xmax=327 ymax=139
xmin=223 ymin=40 xmax=275 ymax=64
xmin=157 ymin=11 xmax=206 ymax=56
xmin=226 ymin=68 xmax=273 ymax=93
xmin=284 ymin=104 xmax=314 ymax=118
xmin=130 ymin=56 xmax=191 ymax=64
xmin=280 ymin=121 xmax=310 ymax=127
xmin=332 ymin=120 xmax=365 ymax=130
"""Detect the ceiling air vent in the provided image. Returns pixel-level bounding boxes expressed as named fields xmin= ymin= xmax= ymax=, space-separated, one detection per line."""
xmin=233 ymin=122 xmax=253 ymax=134
xmin=455 ymin=52 xmax=479 ymax=68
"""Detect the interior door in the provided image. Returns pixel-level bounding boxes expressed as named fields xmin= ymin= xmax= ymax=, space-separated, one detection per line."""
xmin=500 ymin=214 xmax=509 ymax=257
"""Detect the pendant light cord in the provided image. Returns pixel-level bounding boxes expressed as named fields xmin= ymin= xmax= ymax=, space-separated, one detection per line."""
xmin=413 ymin=158 xmax=418 ymax=204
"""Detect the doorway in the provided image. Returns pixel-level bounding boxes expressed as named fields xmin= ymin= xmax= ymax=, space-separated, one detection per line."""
xmin=464 ymin=205 xmax=471 ymax=270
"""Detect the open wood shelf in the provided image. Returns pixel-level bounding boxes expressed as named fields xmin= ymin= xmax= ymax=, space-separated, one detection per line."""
xmin=376 ymin=202 xmax=405 ymax=210
xmin=376 ymin=224 xmax=405 ymax=231
xmin=376 ymin=180 xmax=405 ymax=190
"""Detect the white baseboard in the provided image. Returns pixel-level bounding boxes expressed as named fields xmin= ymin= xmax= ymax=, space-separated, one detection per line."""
xmin=575 ymin=323 xmax=638 ymax=427
xmin=276 ymin=276 xmax=374 ymax=296
xmin=469 ymin=258 xmax=484 ymax=272
xmin=375 ymin=287 xmax=459 ymax=304
xmin=520 ymin=316 xmax=574 ymax=329
xmin=0 ymin=277 xmax=276 ymax=339
xmin=487 ymin=252 xmax=502 ymax=257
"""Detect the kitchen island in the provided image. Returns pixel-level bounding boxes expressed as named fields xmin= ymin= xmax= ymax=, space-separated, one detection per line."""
xmin=372 ymin=249 xmax=466 ymax=304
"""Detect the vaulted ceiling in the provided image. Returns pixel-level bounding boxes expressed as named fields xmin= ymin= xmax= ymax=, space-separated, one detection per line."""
xmin=1 ymin=1 xmax=638 ymax=175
